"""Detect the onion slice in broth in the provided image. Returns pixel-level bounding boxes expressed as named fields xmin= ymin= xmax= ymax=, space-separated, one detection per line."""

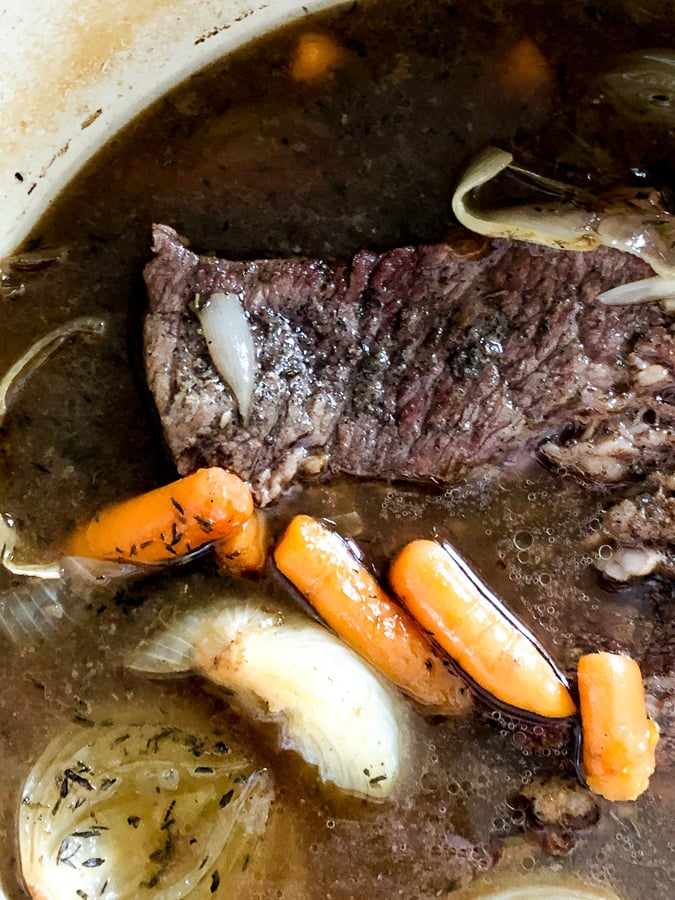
xmin=0 ymin=316 xmax=106 ymax=426
xmin=19 ymin=718 xmax=272 ymax=899
xmin=452 ymin=147 xmax=675 ymax=294
xmin=129 ymin=600 xmax=405 ymax=800
xmin=464 ymin=879 xmax=623 ymax=899
xmin=0 ymin=555 xmax=141 ymax=645
xmin=0 ymin=513 xmax=61 ymax=580
xmin=451 ymin=147 xmax=601 ymax=249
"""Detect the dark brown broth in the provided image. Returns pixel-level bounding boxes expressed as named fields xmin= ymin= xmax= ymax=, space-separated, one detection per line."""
xmin=2 ymin=0 xmax=675 ymax=896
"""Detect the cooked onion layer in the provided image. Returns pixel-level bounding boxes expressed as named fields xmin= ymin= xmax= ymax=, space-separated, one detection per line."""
xmin=129 ymin=600 xmax=404 ymax=799
xmin=19 ymin=718 xmax=271 ymax=899
xmin=596 ymin=275 xmax=675 ymax=310
xmin=466 ymin=879 xmax=622 ymax=899
xmin=452 ymin=147 xmax=675 ymax=296
xmin=0 ymin=556 xmax=140 ymax=644
xmin=0 ymin=316 xmax=106 ymax=426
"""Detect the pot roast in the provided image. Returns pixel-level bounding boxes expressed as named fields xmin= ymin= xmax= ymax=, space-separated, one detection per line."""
xmin=144 ymin=224 xmax=675 ymax=507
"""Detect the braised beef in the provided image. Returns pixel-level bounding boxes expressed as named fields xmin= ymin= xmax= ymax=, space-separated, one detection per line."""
xmin=144 ymin=224 xmax=675 ymax=506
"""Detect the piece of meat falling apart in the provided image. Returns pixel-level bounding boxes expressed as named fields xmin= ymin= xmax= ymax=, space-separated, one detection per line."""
xmin=143 ymin=224 xmax=675 ymax=507
xmin=592 ymin=473 xmax=675 ymax=582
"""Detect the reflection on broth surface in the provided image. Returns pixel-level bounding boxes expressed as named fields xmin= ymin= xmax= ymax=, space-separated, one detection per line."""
xmin=2 ymin=0 xmax=675 ymax=896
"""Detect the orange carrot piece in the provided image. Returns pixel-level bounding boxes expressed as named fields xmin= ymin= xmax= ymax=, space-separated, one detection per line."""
xmin=388 ymin=540 xmax=577 ymax=719
xmin=274 ymin=515 xmax=472 ymax=713
xmin=578 ymin=652 xmax=659 ymax=801
xmin=68 ymin=467 xmax=253 ymax=564
xmin=499 ymin=38 xmax=553 ymax=97
xmin=214 ymin=508 xmax=270 ymax=575
xmin=289 ymin=32 xmax=346 ymax=83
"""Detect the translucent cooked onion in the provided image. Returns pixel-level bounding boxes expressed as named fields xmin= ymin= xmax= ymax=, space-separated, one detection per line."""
xmin=0 ymin=579 xmax=75 ymax=643
xmin=452 ymin=147 xmax=675 ymax=287
xmin=0 ymin=316 xmax=106 ymax=426
xmin=0 ymin=316 xmax=107 ymax=581
xmin=602 ymin=49 xmax=675 ymax=125
xmin=451 ymin=147 xmax=601 ymax=249
xmin=129 ymin=600 xmax=404 ymax=800
xmin=19 ymin=718 xmax=272 ymax=899
xmin=0 ymin=541 xmax=142 ymax=644
xmin=60 ymin=554 xmax=142 ymax=586
xmin=1 ymin=557 xmax=62 ymax=579
xmin=195 ymin=291 xmax=256 ymax=423
xmin=1 ymin=246 xmax=67 ymax=272
xmin=466 ymin=880 xmax=622 ymax=900
xmin=0 ymin=559 xmax=137 ymax=645
xmin=597 ymin=274 xmax=675 ymax=310
xmin=0 ymin=512 xmax=61 ymax=579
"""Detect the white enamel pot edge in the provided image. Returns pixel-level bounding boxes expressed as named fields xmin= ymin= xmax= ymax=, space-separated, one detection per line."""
xmin=0 ymin=0 xmax=344 ymax=259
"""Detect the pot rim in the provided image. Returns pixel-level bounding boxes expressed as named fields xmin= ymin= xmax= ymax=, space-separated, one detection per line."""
xmin=0 ymin=0 xmax=342 ymax=258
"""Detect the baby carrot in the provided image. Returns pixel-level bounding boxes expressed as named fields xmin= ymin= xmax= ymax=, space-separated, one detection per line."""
xmin=68 ymin=467 xmax=253 ymax=564
xmin=214 ymin=508 xmax=270 ymax=575
xmin=289 ymin=32 xmax=346 ymax=83
xmin=499 ymin=38 xmax=553 ymax=98
xmin=578 ymin=652 xmax=659 ymax=801
xmin=388 ymin=540 xmax=577 ymax=719
xmin=273 ymin=515 xmax=472 ymax=714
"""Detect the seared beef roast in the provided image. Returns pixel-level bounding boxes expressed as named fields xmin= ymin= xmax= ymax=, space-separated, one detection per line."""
xmin=144 ymin=224 xmax=675 ymax=506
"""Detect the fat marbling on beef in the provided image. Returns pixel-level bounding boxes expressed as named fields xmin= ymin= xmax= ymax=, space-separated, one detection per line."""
xmin=143 ymin=224 xmax=675 ymax=506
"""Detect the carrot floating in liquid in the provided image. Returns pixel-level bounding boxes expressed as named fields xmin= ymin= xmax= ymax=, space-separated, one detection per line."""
xmin=578 ymin=651 xmax=659 ymax=801
xmin=289 ymin=32 xmax=347 ymax=83
xmin=214 ymin=508 xmax=270 ymax=575
xmin=499 ymin=38 xmax=553 ymax=98
xmin=68 ymin=467 xmax=253 ymax=564
xmin=388 ymin=540 xmax=577 ymax=719
xmin=273 ymin=514 xmax=472 ymax=714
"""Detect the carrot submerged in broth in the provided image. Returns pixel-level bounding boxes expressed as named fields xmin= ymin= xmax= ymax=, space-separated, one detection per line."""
xmin=68 ymin=467 xmax=253 ymax=564
xmin=214 ymin=508 xmax=270 ymax=575
xmin=389 ymin=540 xmax=577 ymax=719
xmin=274 ymin=515 xmax=472 ymax=714
xmin=578 ymin=652 xmax=659 ymax=801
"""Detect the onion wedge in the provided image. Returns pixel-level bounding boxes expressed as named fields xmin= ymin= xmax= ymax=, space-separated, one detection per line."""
xmin=452 ymin=147 xmax=600 ymax=249
xmin=452 ymin=147 xmax=675 ymax=289
xmin=129 ymin=600 xmax=404 ymax=799
xmin=466 ymin=879 xmax=622 ymax=899
xmin=0 ymin=512 xmax=61 ymax=579
xmin=19 ymin=717 xmax=272 ymax=899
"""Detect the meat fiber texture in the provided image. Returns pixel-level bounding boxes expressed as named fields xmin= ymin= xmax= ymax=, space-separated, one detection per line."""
xmin=143 ymin=224 xmax=675 ymax=507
